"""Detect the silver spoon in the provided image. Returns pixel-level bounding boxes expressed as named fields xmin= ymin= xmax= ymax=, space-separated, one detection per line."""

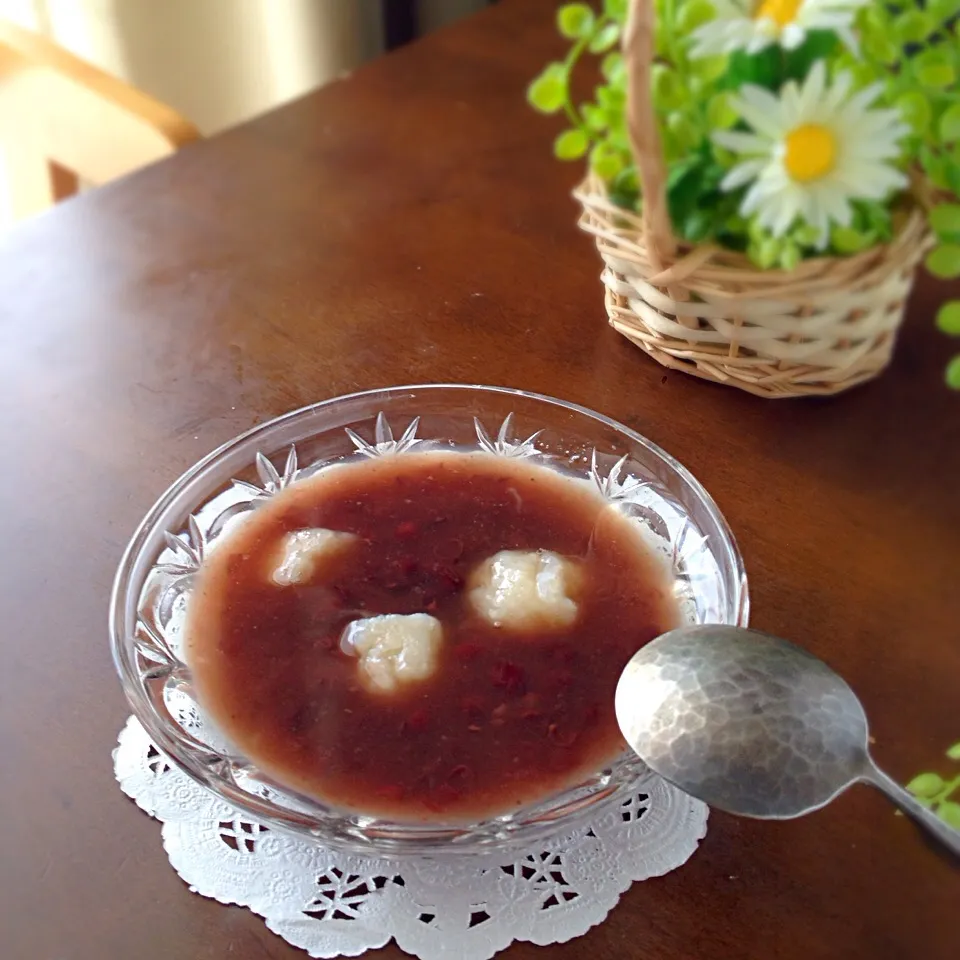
xmin=615 ymin=624 xmax=960 ymax=855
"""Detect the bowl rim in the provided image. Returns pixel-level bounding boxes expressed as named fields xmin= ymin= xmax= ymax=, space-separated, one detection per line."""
xmin=110 ymin=383 xmax=748 ymax=852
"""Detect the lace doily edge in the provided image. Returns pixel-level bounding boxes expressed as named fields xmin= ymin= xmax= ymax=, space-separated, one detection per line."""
xmin=152 ymin=794 xmax=709 ymax=958
xmin=113 ymin=717 xmax=710 ymax=960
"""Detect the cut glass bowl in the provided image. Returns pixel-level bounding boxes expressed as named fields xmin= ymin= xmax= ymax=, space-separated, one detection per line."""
xmin=110 ymin=384 xmax=748 ymax=854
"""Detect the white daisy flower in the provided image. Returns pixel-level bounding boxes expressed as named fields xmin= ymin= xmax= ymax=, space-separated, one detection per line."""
xmin=713 ymin=62 xmax=909 ymax=248
xmin=689 ymin=0 xmax=868 ymax=57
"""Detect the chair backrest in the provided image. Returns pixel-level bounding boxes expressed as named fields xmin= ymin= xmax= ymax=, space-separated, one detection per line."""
xmin=0 ymin=19 xmax=200 ymax=220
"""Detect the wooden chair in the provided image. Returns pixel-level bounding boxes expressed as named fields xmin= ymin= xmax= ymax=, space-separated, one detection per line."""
xmin=0 ymin=19 xmax=200 ymax=220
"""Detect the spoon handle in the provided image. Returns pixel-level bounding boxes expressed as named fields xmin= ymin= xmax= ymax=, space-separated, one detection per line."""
xmin=862 ymin=760 xmax=960 ymax=857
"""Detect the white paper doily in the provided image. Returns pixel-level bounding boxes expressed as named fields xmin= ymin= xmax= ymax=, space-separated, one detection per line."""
xmin=114 ymin=716 xmax=708 ymax=959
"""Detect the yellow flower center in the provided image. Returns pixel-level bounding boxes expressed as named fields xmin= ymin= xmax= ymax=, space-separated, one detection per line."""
xmin=783 ymin=124 xmax=838 ymax=183
xmin=755 ymin=0 xmax=802 ymax=26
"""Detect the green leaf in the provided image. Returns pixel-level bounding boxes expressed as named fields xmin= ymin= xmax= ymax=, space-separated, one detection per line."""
xmin=896 ymin=92 xmax=933 ymax=136
xmin=921 ymin=145 xmax=950 ymax=191
xmin=689 ymin=55 xmax=728 ymax=83
xmin=861 ymin=3 xmax=891 ymax=34
xmin=946 ymin=155 xmax=960 ymax=197
xmin=681 ymin=210 xmax=715 ymax=242
xmin=527 ymin=63 xmax=568 ymax=114
xmin=607 ymin=125 xmax=631 ymax=152
xmin=582 ymin=103 xmax=608 ymax=132
xmin=666 ymin=111 xmax=700 ymax=151
xmin=746 ymin=219 xmax=765 ymax=243
xmin=936 ymin=300 xmax=960 ymax=336
xmin=940 ymin=105 xmax=960 ymax=146
xmin=930 ymin=204 xmax=960 ymax=243
xmin=716 ymin=226 xmax=748 ymax=251
xmin=596 ymin=84 xmax=626 ymax=111
xmin=666 ymin=155 xmax=710 ymax=227
xmin=947 ymin=354 xmax=960 ymax=389
xmin=906 ymin=772 xmax=945 ymax=797
xmin=676 ymin=0 xmax=716 ymax=34
xmin=590 ymin=142 xmax=626 ymax=180
xmin=603 ymin=113 xmax=627 ymax=141
xmin=553 ymin=128 xmax=589 ymax=160
xmin=651 ymin=64 xmax=687 ymax=110
xmin=930 ymin=0 xmax=960 ymax=20
xmin=557 ymin=3 xmax=595 ymax=39
xmin=753 ymin=236 xmax=781 ymax=269
xmin=601 ymin=51 xmax=625 ymax=83
xmin=724 ymin=47 xmax=780 ymax=90
xmin=779 ymin=241 xmax=801 ymax=271
xmin=713 ymin=144 xmax=737 ymax=169
xmin=916 ymin=50 xmax=957 ymax=89
xmin=946 ymin=741 xmax=960 ymax=760
xmin=608 ymin=166 xmax=640 ymax=210
xmin=603 ymin=0 xmax=629 ymax=20
xmin=938 ymin=801 xmax=960 ymax=829
xmin=936 ymin=301 xmax=960 ymax=336
xmin=667 ymin=155 xmax=702 ymax=191
xmin=589 ymin=22 xmax=621 ymax=52
xmin=831 ymin=226 xmax=874 ymax=254
xmin=927 ymin=244 xmax=960 ymax=279
xmin=896 ymin=10 xmax=936 ymax=43
xmin=654 ymin=15 xmax=670 ymax=58
xmin=854 ymin=200 xmax=893 ymax=242
xmin=783 ymin=30 xmax=838 ymax=81
xmin=707 ymin=93 xmax=738 ymax=130
xmin=862 ymin=30 xmax=899 ymax=66
xmin=793 ymin=223 xmax=821 ymax=247
xmin=846 ymin=60 xmax=887 ymax=91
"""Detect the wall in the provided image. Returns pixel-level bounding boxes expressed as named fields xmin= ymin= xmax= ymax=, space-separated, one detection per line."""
xmin=0 ymin=0 xmax=488 ymax=223
xmin=420 ymin=0 xmax=487 ymax=31
xmin=0 ymin=0 xmax=384 ymax=134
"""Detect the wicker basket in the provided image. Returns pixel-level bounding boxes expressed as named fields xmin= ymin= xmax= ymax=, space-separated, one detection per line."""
xmin=574 ymin=0 xmax=935 ymax=399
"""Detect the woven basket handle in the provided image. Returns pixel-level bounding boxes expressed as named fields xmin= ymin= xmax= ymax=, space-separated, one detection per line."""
xmin=623 ymin=0 xmax=677 ymax=268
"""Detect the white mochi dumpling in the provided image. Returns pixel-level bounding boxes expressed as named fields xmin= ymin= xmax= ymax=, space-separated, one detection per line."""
xmin=468 ymin=549 xmax=580 ymax=631
xmin=342 ymin=613 xmax=444 ymax=693
xmin=270 ymin=528 xmax=356 ymax=586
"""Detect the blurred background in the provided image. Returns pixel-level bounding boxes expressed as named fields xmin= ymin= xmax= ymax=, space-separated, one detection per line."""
xmin=0 ymin=0 xmax=489 ymax=134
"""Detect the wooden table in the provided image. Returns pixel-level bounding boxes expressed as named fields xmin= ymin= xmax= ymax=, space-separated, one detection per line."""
xmin=2 ymin=1 xmax=958 ymax=957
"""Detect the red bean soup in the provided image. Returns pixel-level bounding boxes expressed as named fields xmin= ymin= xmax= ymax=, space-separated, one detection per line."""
xmin=187 ymin=451 xmax=681 ymax=821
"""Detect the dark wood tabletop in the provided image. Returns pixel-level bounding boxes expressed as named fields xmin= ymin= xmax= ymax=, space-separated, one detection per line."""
xmin=2 ymin=1 xmax=958 ymax=957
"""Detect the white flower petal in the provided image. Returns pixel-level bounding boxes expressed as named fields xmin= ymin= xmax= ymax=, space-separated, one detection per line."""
xmin=686 ymin=0 xmax=866 ymax=59
xmin=844 ymin=83 xmax=885 ymax=116
xmin=716 ymin=0 xmax=752 ymax=14
xmin=836 ymin=27 xmax=860 ymax=54
xmin=819 ymin=185 xmax=853 ymax=228
xmin=713 ymin=130 xmax=771 ymax=154
xmin=724 ymin=57 xmax=908 ymax=257
xmin=736 ymin=86 xmax=785 ymax=138
xmin=801 ymin=61 xmax=828 ymax=114
xmin=781 ymin=23 xmax=806 ymax=48
xmin=823 ymin=72 xmax=853 ymax=113
xmin=740 ymin=182 xmax=767 ymax=216
xmin=746 ymin=32 xmax=776 ymax=53
xmin=804 ymin=12 xmax=856 ymax=27
xmin=721 ymin=159 xmax=767 ymax=190
xmin=812 ymin=203 xmax=831 ymax=248
xmin=848 ymin=170 xmax=908 ymax=198
xmin=689 ymin=29 xmax=726 ymax=57
xmin=738 ymin=79 xmax=782 ymax=109
xmin=780 ymin=79 xmax=804 ymax=128
xmin=772 ymin=189 xmax=800 ymax=236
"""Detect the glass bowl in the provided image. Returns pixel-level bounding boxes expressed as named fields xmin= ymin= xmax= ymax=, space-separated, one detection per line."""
xmin=110 ymin=384 xmax=748 ymax=855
